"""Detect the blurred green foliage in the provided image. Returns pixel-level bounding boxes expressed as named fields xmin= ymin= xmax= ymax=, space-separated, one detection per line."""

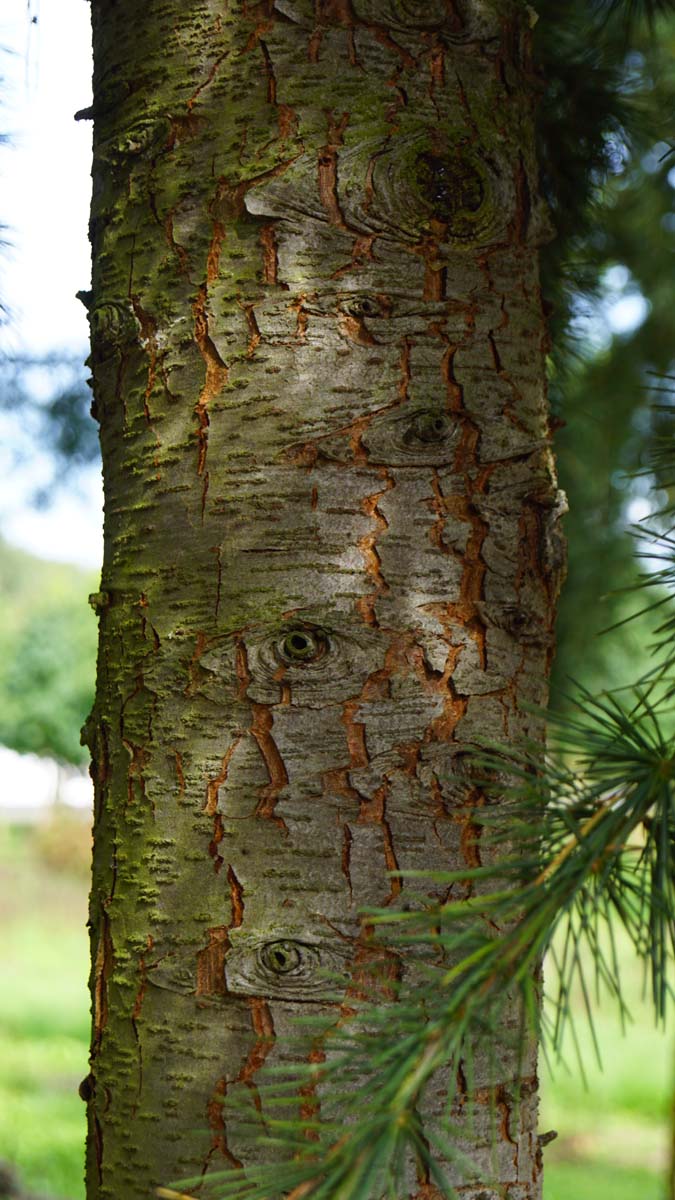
xmin=0 ymin=538 xmax=97 ymax=764
xmin=546 ymin=13 xmax=675 ymax=699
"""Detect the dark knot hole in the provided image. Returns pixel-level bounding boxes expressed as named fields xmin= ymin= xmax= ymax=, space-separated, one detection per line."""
xmin=277 ymin=626 xmax=328 ymax=665
xmin=261 ymin=940 xmax=303 ymax=975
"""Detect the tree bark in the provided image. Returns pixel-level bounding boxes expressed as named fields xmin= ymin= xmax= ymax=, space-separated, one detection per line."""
xmin=83 ymin=1 xmax=563 ymax=1197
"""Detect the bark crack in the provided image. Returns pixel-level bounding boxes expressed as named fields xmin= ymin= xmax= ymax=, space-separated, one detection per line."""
xmin=250 ymin=703 xmax=290 ymax=833
xmin=318 ymin=111 xmax=351 ymax=229
xmin=235 ymin=997 xmax=276 ymax=1105
xmin=356 ymin=469 xmax=394 ymax=626
xmin=187 ymin=47 xmax=230 ymax=113
xmin=193 ymin=284 xmax=229 ymax=485
xmin=205 ymin=737 xmax=243 ymax=868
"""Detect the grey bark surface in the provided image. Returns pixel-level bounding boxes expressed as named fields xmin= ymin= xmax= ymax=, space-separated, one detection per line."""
xmin=84 ymin=1 xmax=563 ymax=1197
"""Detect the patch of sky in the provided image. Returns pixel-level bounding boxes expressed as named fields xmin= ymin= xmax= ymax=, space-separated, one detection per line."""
xmin=0 ymin=0 xmax=92 ymax=356
xmin=568 ymin=262 xmax=649 ymax=354
xmin=606 ymin=293 xmax=649 ymax=335
xmin=0 ymin=0 xmax=97 ymax=566
xmin=641 ymin=142 xmax=672 ymax=175
xmin=626 ymin=496 xmax=653 ymax=524
xmin=601 ymin=264 xmax=649 ymax=337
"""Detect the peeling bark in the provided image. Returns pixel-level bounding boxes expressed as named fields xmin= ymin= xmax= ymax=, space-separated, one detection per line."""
xmin=84 ymin=1 xmax=562 ymax=1196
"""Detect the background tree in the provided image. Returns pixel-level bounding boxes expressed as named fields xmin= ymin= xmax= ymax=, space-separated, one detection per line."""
xmin=537 ymin=6 xmax=675 ymax=700
xmin=0 ymin=538 xmax=96 ymax=765
xmin=0 ymin=358 xmax=98 ymax=767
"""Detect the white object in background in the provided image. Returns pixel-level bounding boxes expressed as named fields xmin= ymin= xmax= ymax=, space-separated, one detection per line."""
xmin=0 ymin=743 xmax=93 ymax=820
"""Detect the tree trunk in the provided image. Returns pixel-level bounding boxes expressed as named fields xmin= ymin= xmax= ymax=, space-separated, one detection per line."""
xmin=83 ymin=1 xmax=563 ymax=1197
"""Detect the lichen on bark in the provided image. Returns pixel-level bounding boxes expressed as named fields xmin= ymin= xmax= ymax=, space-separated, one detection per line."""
xmin=84 ymin=1 xmax=562 ymax=1196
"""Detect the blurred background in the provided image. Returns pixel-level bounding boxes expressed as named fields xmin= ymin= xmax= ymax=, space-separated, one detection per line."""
xmin=0 ymin=2 xmax=674 ymax=1198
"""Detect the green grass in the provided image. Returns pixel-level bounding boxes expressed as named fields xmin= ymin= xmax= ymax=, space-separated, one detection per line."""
xmin=540 ymin=923 xmax=673 ymax=1200
xmin=0 ymin=822 xmax=89 ymax=1199
xmin=0 ymin=819 xmax=672 ymax=1199
xmin=545 ymin=1159 xmax=665 ymax=1200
